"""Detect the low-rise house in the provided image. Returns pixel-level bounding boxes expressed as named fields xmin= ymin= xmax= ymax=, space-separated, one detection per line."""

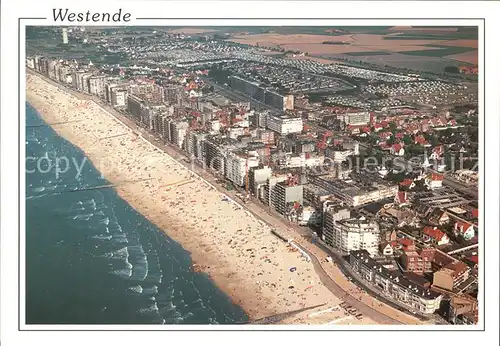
xmin=454 ymin=221 xmax=475 ymax=241
xmin=425 ymin=173 xmax=444 ymax=190
xmin=429 ymin=145 xmax=444 ymax=160
xmin=390 ymin=143 xmax=405 ymax=156
xmin=428 ymin=209 xmax=450 ymax=226
xmin=399 ymin=178 xmax=415 ymax=190
xmin=379 ymin=242 xmax=394 ymax=256
xmin=394 ymin=191 xmax=408 ymax=206
xmin=423 ymin=226 xmax=450 ymax=246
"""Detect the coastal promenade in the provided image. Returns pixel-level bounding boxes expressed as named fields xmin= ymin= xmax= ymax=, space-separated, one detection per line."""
xmin=27 ymin=70 xmax=423 ymax=325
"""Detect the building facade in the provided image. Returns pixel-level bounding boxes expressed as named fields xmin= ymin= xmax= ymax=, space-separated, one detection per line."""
xmin=266 ymin=115 xmax=303 ymax=135
xmin=350 ymin=250 xmax=443 ymax=314
xmin=330 ymin=217 xmax=381 ymax=256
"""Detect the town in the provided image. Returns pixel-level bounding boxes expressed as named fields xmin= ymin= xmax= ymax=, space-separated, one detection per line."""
xmin=26 ymin=26 xmax=479 ymax=325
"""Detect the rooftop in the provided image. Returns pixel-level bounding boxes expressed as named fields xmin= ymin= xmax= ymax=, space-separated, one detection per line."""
xmin=351 ymin=250 xmax=441 ymax=300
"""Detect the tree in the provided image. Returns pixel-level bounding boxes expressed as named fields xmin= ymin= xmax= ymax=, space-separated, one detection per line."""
xmin=444 ymin=66 xmax=460 ymax=74
xmin=403 ymin=135 xmax=412 ymax=146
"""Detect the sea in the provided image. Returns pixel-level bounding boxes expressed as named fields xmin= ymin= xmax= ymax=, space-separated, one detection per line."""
xmin=25 ymin=103 xmax=249 ymax=324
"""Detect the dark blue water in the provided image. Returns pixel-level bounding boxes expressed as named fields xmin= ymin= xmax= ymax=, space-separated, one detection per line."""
xmin=25 ymin=103 xmax=248 ymax=324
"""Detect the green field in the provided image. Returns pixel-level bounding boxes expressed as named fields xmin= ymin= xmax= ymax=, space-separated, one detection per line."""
xmin=400 ymin=45 xmax=477 ymax=58
xmin=344 ymin=51 xmax=392 ymax=56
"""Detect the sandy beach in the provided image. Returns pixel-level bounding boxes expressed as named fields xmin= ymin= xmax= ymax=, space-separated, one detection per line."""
xmin=26 ymin=73 xmax=372 ymax=324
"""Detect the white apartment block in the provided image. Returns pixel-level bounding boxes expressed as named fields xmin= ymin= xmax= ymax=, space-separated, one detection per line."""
xmin=170 ymin=121 xmax=189 ymax=149
xmin=225 ymin=152 xmax=260 ymax=187
xmin=266 ymin=115 xmax=303 ymax=135
xmin=89 ymin=76 xmax=107 ymax=98
xmin=338 ymin=112 xmax=371 ymax=126
xmin=331 ymin=217 xmax=381 ymax=256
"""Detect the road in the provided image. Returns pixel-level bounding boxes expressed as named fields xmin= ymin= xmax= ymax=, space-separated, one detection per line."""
xmin=296 ymin=243 xmax=403 ymax=325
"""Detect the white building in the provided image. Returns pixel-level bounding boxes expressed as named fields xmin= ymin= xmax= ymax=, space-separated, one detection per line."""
xmin=110 ymin=87 xmax=128 ymax=107
xmin=88 ymin=76 xmax=107 ymax=98
xmin=225 ymin=152 xmax=260 ymax=187
xmin=339 ymin=112 xmax=371 ymax=126
xmin=209 ymin=120 xmax=221 ymax=133
xmin=62 ymin=28 xmax=69 ymax=44
xmin=26 ymin=57 xmax=35 ymax=69
xmin=266 ymin=115 xmax=303 ymax=135
xmin=331 ymin=217 xmax=381 ymax=256
xmin=350 ymin=250 xmax=443 ymax=314
xmin=170 ymin=121 xmax=189 ymax=148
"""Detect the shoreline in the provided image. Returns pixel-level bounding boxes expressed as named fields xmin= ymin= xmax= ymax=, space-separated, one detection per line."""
xmin=26 ymin=73 xmax=351 ymax=324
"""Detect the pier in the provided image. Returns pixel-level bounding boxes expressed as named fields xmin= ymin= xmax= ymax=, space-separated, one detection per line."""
xmin=27 ymin=119 xmax=84 ymax=128
xmin=246 ymin=303 xmax=326 ymax=324
xmin=60 ymin=178 xmax=155 ymax=194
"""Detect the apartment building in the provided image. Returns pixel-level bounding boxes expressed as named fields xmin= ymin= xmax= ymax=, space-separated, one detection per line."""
xmin=249 ymin=166 xmax=273 ymax=197
xmin=270 ymin=179 xmax=304 ymax=215
xmin=88 ymin=75 xmax=107 ymax=97
xmin=163 ymin=84 xmax=184 ymax=106
xmin=127 ymin=94 xmax=145 ymax=120
xmin=266 ymin=115 xmax=303 ymax=135
xmin=401 ymin=248 xmax=435 ymax=274
xmin=329 ymin=217 xmax=381 ymax=256
xmin=169 ymin=120 xmax=189 ymax=149
xmin=308 ymin=174 xmax=398 ymax=207
xmin=350 ymin=250 xmax=443 ymax=314
xmin=322 ymin=203 xmax=351 ymax=245
xmin=186 ymin=131 xmax=208 ymax=162
xmin=110 ymin=87 xmax=128 ymax=108
xmin=433 ymin=261 xmax=471 ymax=292
xmin=262 ymin=175 xmax=288 ymax=206
xmin=338 ymin=112 xmax=371 ymax=126
xmin=225 ymin=151 xmax=260 ymax=187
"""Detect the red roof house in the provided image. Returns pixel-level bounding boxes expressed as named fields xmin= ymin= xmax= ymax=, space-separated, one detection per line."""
xmin=423 ymin=226 xmax=450 ymax=246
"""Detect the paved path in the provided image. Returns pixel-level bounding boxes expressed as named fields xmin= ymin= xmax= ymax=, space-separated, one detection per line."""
xmin=294 ymin=243 xmax=403 ymax=325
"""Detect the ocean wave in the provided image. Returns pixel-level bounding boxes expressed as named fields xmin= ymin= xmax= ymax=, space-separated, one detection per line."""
xmin=113 ymin=268 xmax=132 ymax=278
xmin=142 ymin=285 xmax=158 ymax=296
xmin=98 ymin=217 xmax=110 ymax=226
xmin=73 ymin=213 xmax=93 ymax=221
xmin=110 ymin=247 xmax=129 ymax=261
xmin=111 ymin=233 xmax=128 ymax=244
xmin=128 ymin=285 xmax=143 ymax=294
xmin=138 ymin=302 xmax=159 ymax=315
xmin=92 ymin=234 xmax=112 ymax=241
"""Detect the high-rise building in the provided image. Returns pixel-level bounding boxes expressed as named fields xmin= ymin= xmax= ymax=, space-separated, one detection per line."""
xmin=266 ymin=115 xmax=303 ymax=135
xmin=249 ymin=166 xmax=273 ymax=197
xmin=322 ymin=204 xmax=351 ymax=245
xmin=62 ymin=28 xmax=68 ymax=44
xmin=225 ymin=151 xmax=260 ymax=187
xmin=262 ymin=175 xmax=288 ymax=206
xmin=270 ymin=180 xmax=304 ymax=215
xmin=110 ymin=87 xmax=128 ymax=108
xmin=127 ymin=94 xmax=145 ymax=120
xmin=328 ymin=217 xmax=381 ymax=256
xmin=169 ymin=121 xmax=189 ymax=149
xmin=88 ymin=76 xmax=107 ymax=97
xmin=163 ymin=84 xmax=184 ymax=106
